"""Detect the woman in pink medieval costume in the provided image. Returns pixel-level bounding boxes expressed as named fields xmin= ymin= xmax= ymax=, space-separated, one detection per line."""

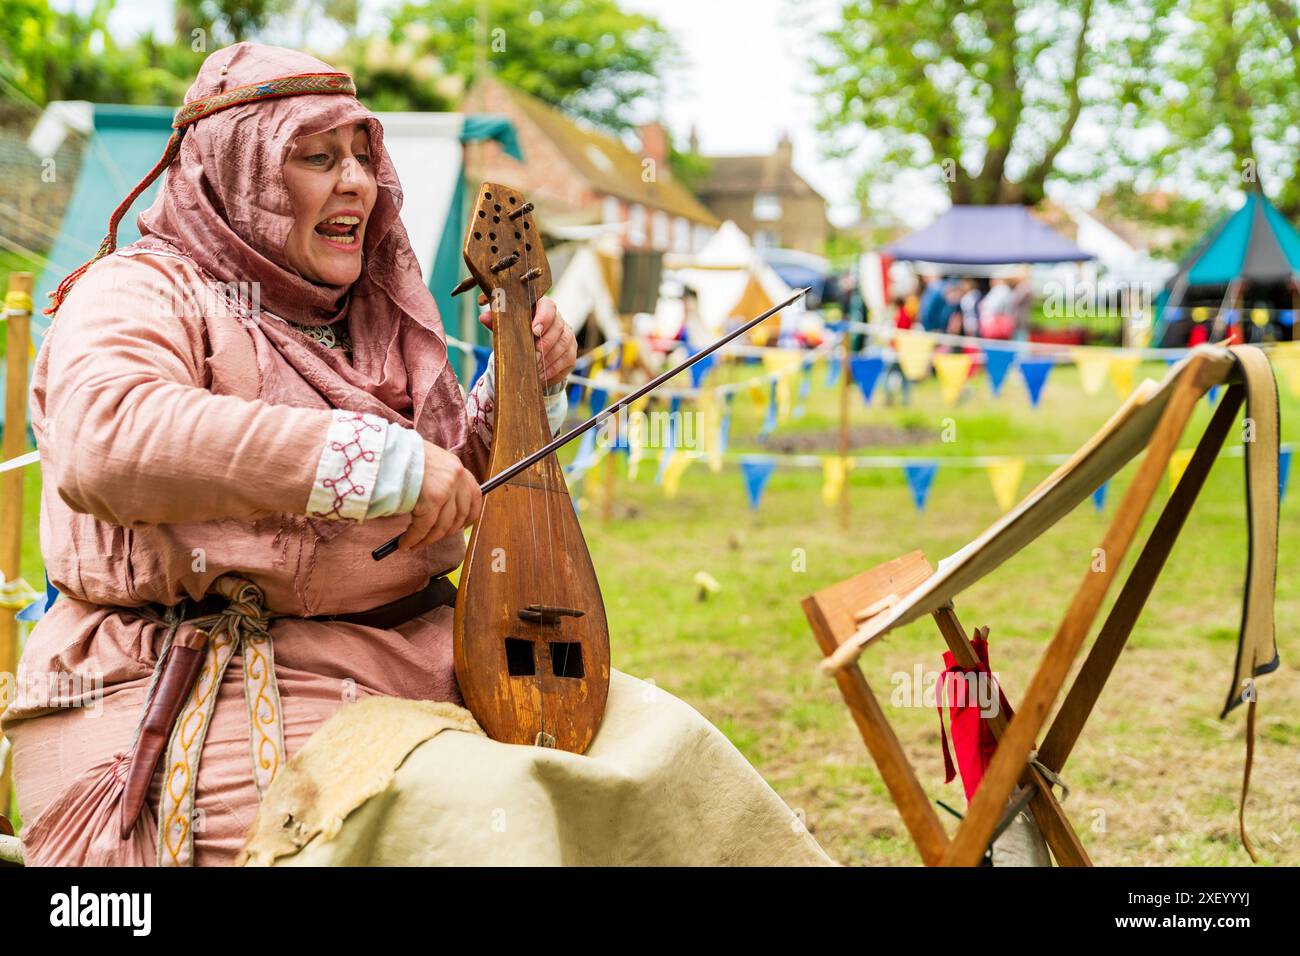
xmin=1 ymin=42 xmax=575 ymax=866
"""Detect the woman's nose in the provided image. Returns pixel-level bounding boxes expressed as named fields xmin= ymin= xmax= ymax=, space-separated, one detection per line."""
xmin=335 ymin=158 xmax=364 ymax=192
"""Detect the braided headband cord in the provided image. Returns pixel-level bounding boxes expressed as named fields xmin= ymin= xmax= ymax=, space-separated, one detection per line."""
xmin=45 ymin=71 xmax=357 ymax=317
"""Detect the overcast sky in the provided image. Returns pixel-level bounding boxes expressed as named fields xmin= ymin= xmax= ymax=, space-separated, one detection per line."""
xmin=58 ymin=0 xmax=948 ymax=227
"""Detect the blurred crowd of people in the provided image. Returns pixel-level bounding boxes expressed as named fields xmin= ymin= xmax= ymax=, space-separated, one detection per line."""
xmin=893 ymin=271 xmax=1035 ymax=341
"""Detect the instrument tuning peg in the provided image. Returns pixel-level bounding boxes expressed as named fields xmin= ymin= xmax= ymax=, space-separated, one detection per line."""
xmin=451 ymin=276 xmax=478 ymax=297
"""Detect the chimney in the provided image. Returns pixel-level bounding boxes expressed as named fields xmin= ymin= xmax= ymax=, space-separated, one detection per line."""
xmin=639 ymin=122 xmax=669 ymax=168
xmin=776 ymin=130 xmax=793 ymax=167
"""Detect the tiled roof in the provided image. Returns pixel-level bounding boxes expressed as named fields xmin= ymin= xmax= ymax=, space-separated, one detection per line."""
xmin=699 ymin=153 xmax=824 ymax=200
xmin=495 ymin=80 xmax=719 ymax=226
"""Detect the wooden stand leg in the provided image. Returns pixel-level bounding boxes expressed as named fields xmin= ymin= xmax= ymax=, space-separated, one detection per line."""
xmin=941 ymin=356 xmax=1216 ymax=865
xmin=932 ymin=606 xmax=1091 ymax=866
xmin=805 ymin=596 xmax=950 ymax=865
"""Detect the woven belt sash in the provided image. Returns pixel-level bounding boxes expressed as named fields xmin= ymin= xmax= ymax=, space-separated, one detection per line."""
xmin=122 ymin=572 xmax=457 ymax=865
xmin=145 ymin=575 xmax=286 ymax=868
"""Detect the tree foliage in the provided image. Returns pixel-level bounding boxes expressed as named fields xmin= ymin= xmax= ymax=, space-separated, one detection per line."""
xmin=812 ymin=0 xmax=1160 ymax=206
xmin=388 ymin=0 xmax=678 ymax=133
xmin=1116 ymin=0 xmax=1300 ymax=217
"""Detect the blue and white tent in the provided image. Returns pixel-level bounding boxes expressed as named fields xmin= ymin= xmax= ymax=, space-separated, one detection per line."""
xmin=26 ymin=102 xmax=522 ymax=379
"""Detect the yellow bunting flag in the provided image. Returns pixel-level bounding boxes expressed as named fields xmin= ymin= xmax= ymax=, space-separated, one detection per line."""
xmin=776 ymin=375 xmax=792 ymax=421
xmin=1192 ymin=306 xmax=1210 ymax=323
xmin=662 ymin=451 xmax=692 ymax=498
xmin=1073 ymin=348 xmax=1111 ymax=397
xmin=932 ymin=353 xmax=972 ymax=406
xmin=622 ymin=340 xmax=639 ymax=368
xmin=626 ymin=397 xmax=647 ymax=480
xmin=1108 ymin=355 xmax=1141 ymax=400
xmin=986 ymin=458 xmax=1025 ymax=513
xmin=698 ymin=390 xmax=723 ymax=473
xmin=1168 ymin=447 xmax=1194 ymax=491
xmin=1251 ymin=308 xmax=1270 ymax=328
xmin=895 ymin=330 xmax=936 ymax=381
xmin=762 ymin=352 xmax=801 ymax=422
xmin=821 ymin=456 xmax=850 ymax=506
xmin=1270 ymin=345 xmax=1300 ymax=398
xmin=747 ymin=380 xmax=767 ymax=413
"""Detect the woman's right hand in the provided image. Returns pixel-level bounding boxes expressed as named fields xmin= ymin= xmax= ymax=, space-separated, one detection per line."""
xmin=397 ymin=442 xmax=483 ymax=551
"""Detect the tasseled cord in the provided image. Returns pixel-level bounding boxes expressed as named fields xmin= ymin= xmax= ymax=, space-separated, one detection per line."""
xmin=45 ymin=129 xmax=185 ymax=317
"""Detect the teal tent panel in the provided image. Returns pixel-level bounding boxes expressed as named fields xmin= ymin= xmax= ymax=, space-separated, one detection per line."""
xmin=432 ymin=114 xmax=523 ymax=383
xmin=433 ymin=170 xmax=471 ymax=381
xmin=1186 ymin=193 xmax=1253 ymax=286
xmin=1258 ymin=197 xmax=1300 ymax=275
xmin=34 ymin=105 xmax=174 ymax=339
xmin=462 ymin=114 xmax=523 ymax=161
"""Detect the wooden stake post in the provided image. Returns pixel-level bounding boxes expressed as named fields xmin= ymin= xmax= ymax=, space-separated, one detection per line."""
xmin=1 ymin=272 xmax=34 ymax=818
xmin=803 ymin=351 xmax=1242 ymax=865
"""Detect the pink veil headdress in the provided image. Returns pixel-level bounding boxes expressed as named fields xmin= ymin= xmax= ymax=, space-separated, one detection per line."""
xmin=47 ymin=41 xmax=469 ymax=449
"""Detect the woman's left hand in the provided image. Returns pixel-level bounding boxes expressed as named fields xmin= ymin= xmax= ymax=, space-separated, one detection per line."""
xmin=478 ymin=294 xmax=576 ymax=389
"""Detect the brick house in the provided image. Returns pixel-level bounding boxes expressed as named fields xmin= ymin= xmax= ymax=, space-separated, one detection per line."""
xmin=697 ymin=132 xmax=830 ymax=256
xmin=460 ymin=76 xmax=719 ymax=252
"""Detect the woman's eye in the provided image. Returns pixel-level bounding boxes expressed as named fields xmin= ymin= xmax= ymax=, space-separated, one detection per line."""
xmin=355 ymin=153 xmax=371 ymax=165
xmin=305 ymin=153 xmax=329 ymax=165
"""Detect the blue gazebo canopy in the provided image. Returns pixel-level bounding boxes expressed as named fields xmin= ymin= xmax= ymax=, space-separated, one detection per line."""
xmin=885 ymin=204 xmax=1094 ymax=265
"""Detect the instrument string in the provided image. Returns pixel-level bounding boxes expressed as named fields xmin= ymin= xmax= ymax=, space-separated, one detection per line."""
xmin=525 ymin=231 xmax=569 ymax=737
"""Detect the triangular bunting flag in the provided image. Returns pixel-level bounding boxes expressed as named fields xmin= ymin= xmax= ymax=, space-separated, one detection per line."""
xmin=895 ymin=330 xmax=935 ymax=381
xmin=689 ymin=348 xmax=716 ymax=388
xmin=821 ymin=457 xmax=849 ymax=506
xmin=932 ymin=353 xmax=972 ymax=406
xmin=903 ymin=461 xmax=938 ymax=513
xmin=663 ymin=451 xmax=692 ymax=498
xmin=699 ymin=390 xmax=723 ymax=473
xmin=986 ymin=458 xmax=1025 ymax=512
xmin=826 ymin=355 xmax=841 ymax=386
xmin=849 ymin=355 xmax=884 ymax=404
xmin=1091 ymin=479 xmax=1108 ymax=512
xmin=1108 ymin=355 xmax=1141 ymax=400
xmin=1018 ymin=357 xmax=1053 ymax=407
xmin=1073 ymin=348 xmax=1110 ymax=397
xmin=793 ymin=362 xmax=813 ymax=418
xmin=759 ymin=380 xmax=779 ymax=439
xmin=1281 ymin=447 xmax=1292 ymax=502
xmin=470 ymin=345 xmax=491 ymax=389
xmin=1168 ymin=447 xmax=1194 ymax=491
xmin=741 ymin=457 xmax=777 ymax=511
xmin=983 ymin=345 xmax=1017 ymax=397
xmin=1270 ymin=346 xmax=1300 ymax=398
xmin=719 ymin=392 xmax=734 ymax=459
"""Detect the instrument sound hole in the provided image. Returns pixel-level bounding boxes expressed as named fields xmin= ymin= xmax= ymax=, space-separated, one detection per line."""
xmin=549 ymin=642 xmax=584 ymax=679
xmin=505 ymin=637 xmax=535 ymax=676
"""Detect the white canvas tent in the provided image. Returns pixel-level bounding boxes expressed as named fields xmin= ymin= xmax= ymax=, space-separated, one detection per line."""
xmin=666 ymin=221 xmax=795 ymax=338
xmin=548 ymin=232 xmax=624 ymax=343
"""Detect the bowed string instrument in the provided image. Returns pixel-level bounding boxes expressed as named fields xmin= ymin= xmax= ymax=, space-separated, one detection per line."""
xmin=372 ymin=181 xmax=808 ymax=754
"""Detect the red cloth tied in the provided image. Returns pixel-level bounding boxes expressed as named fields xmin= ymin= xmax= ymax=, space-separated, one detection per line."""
xmin=937 ymin=634 xmax=1014 ymax=802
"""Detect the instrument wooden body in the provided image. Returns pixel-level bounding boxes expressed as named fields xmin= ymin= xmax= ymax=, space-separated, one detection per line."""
xmin=453 ymin=183 xmax=610 ymax=753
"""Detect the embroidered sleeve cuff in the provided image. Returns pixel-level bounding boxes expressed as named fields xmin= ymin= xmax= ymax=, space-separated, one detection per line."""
xmin=365 ymin=423 xmax=425 ymax=518
xmin=307 ymin=410 xmax=389 ymax=521
xmin=465 ymin=356 xmax=496 ymax=446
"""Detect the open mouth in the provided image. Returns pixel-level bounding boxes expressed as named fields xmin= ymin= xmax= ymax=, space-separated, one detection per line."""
xmin=314 ymin=214 xmax=362 ymax=247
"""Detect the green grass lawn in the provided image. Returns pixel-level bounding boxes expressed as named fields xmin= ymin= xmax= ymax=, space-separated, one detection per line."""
xmin=5 ymin=350 xmax=1297 ymax=865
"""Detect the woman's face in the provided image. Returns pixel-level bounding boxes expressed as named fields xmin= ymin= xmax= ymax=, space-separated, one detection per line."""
xmin=282 ymin=122 xmax=378 ymax=287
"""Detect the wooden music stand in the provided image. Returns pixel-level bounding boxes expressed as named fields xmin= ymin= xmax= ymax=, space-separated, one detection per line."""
xmin=803 ymin=346 xmax=1280 ymax=866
